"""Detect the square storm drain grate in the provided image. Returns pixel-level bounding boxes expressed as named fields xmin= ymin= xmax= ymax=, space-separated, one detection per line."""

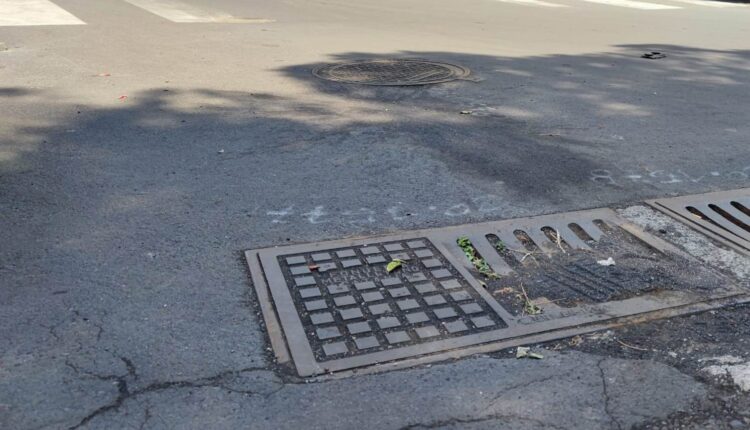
xmin=276 ymin=239 xmax=507 ymax=363
xmin=246 ymin=208 xmax=748 ymax=377
xmin=647 ymin=188 xmax=750 ymax=256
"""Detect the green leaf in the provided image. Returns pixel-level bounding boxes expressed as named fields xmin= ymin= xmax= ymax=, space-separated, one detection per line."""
xmin=386 ymin=259 xmax=404 ymax=273
xmin=524 ymin=301 xmax=542 ymax=315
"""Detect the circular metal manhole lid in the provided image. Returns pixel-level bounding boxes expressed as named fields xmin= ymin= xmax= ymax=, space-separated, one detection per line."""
xmin=312 ymin=59 xmax=471 ymax=86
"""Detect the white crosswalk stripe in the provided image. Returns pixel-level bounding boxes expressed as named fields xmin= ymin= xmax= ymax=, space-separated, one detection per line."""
xmin=494 ymin=0 xmax=569 ymax=7
xmin=121 ymin=0 xmax=273 ymax=23
xmin=0 ymin=0 xmax=745 ymax=27
xmin=122 ymin=0 xmax=228 ymax=22
xmin=0 ymin=0 xmax=84 ymax=26
xmin=579 ymin=0 xmax=680 ymax=9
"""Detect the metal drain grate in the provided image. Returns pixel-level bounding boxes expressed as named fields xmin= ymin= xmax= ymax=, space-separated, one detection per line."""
xmin=647 ymin=188 xmax=750 ymax=256
xmin=312 ymin=59 xmax=471 ymax=86
xmin=246 ymin=208 xmax=747 ymax=377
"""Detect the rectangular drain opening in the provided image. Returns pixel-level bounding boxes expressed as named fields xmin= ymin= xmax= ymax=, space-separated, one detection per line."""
xmin=647 ymin=188 xmax=750 ymax=256
xmin=245 ymin=207 xmax=747 ymax=377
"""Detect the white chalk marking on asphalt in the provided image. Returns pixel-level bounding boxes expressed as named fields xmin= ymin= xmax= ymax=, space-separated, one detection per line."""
xmin=0 ymin=0 xmax=84 ymax=26
xmin=494 ymin=0 xmax=568 ymax=8
xmin=580 ymin=0 xmax=681 ymax=9
xmin=122 ymin=0 xmax=274 ymax=23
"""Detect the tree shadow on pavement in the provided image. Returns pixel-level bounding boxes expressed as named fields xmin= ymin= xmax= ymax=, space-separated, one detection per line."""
xmin=279 ymin=44 xmax=750 ymax=204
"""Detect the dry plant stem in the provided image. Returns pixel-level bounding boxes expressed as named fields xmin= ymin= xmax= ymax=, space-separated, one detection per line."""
xmin=553 ymin=229 xmax=566 ymax=254
xmin=616 ymin=339 xmax=649 ymax=351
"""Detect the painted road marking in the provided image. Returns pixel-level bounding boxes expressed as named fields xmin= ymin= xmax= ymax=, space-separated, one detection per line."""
xmin=580 ymin=0 xmax=681 ymax=9
xmin=122 ymin=0 xmax=273 ymax=23
xmin=494 ymin=0 xmax=568 ymax=7
xmin=0 ymin=0 xmax=84 ymax=26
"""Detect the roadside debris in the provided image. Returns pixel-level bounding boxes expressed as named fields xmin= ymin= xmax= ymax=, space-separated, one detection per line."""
xmin=587 ymin=330 xmax=614 ymax=342
xmin=616 ymin=339 xmax=649 ymax=351
xmin=519 ymin=284 xmax=542 ymax=315
xmin=551 ymin=229 xmax=567 ymax=254
xmin=386 ymin=259 xmax=404 ymax=273
xmin=495 ymin=240 xmax=506 ymax=252
xmin=516 ymin=346 xmax=544 ymax=359
xmin=457 ymin=236 xmax=500 ymax=279
xmin=642 ymin=51 xmax=666 ymax=59
xmin=506 ymin=246 xmax=542 ymax=264
xmin=597 ymin=257 xmax=616 ymax=266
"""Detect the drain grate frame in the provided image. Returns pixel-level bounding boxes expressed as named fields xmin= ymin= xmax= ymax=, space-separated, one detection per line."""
xmin=246 ymin=208 xmax=747 ymax=377
xmin=647 ymin=188 xmax=750 ymax=256
xmin=312 ymin=59 xmax=471 ymax=86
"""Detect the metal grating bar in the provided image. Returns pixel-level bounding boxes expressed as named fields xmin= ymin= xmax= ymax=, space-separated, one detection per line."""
xmin=465 ymin=234 xmax=513 ymax=276
xmin=526 ymin=228 xmax=557 ymax=254
xmin=494 ymin=230 xmax=528 ymax=262
xmin=548 ymin=223 xmax=592 ymax=251
xmin=575 ymin=220 xmax=605 ymax=241
xmin=693 ymin=203 xmax=750 ymax=242
xmin=724 ymin=204 xmax=750 ymax=225
xmin=647 ymin=188 xmax=750 ymax=256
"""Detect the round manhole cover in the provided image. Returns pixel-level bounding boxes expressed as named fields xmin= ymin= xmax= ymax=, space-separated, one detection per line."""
xmin=312 ymin=59 xmax=471 ymax=86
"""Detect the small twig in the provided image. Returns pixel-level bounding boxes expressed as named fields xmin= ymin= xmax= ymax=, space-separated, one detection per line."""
xmin=616 ymin=339 xmax=649 ymax=352
xmin=507 ymin=248 xmax=541 ymax=264
xmin=553 ymin=229 xmax=566 ymax=254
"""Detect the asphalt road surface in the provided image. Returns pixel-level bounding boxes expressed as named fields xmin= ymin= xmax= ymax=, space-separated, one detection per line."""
xmin=1 ymin=0 xmax=750 ymax=429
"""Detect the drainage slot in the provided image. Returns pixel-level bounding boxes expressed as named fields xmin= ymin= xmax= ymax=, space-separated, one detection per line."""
xmin=686 ymin=206 xmax=712 ymax=222
xmin=568 ymin=223 xmax=595 ymax=242
xmin=456 ymin=236 xmax=499 ymax=278
xmin=648 ymin=189 xmax=750 ymax=256
xmin=541 ymin=226 xmax=571 ymax=252
xmin=709 ymin=204 xmax=750 ymax=233
xmin=731 ymin=201 xmax=750 ymax=218
xmin=486 ymin=233 xmax=524 ymax=270
xmin=592 ymin=219 xmax=615 ymax=234
xmin=514 ymin=230 xmax=539 ymax=252
xmin=687 ymin=205 xmax=735 ymax=235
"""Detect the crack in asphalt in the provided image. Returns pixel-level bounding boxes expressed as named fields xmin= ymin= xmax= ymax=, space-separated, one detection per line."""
xmin=478 ymin=373 xmax=559 ymax=415
xmin=597 ymin=357 xmax=623 ymax=430
xmin=398 ymin=412 xmax=570 ymax=430
xmin=400 ymin=370 xmax=567 ymax=430
xmin=137 ymin=402 xmax=152 ymax=430
xmin=65 ymin=360 xmax=279 ymax=429
xmin=64 ymin=356 xmax=135 ymax=382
